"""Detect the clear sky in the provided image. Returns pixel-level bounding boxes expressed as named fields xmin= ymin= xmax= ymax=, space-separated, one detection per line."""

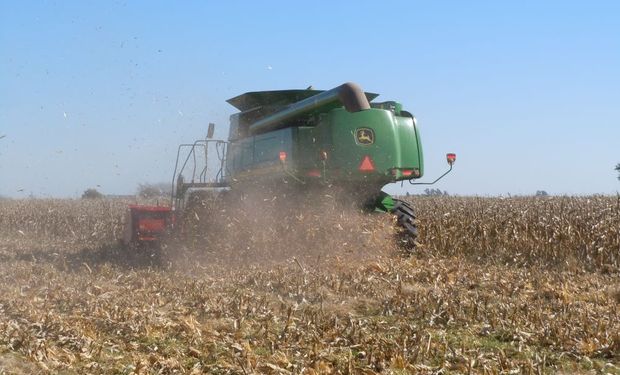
xmin=1 ymin=1 xmax=619 ymax=198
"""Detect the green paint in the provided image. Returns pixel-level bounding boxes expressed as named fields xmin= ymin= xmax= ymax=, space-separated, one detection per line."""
xmin=225 ymin=86 xmax=424 ymax=203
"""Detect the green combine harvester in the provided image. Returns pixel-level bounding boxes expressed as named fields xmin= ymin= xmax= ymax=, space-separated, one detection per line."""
xmin=123 ymin=82 xmax=455 ymax=247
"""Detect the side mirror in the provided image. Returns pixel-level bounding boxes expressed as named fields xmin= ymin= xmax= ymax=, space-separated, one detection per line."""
xmin=207 ymin=123 xmax=215 ymax=139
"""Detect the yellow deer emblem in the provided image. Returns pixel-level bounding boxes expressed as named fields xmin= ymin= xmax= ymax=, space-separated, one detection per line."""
xmin=356 ymin=128 xmax=374 ymax=145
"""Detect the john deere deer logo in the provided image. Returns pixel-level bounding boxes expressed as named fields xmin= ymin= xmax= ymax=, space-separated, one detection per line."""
xmin=355 ymin=128 xmax=375 ymax=145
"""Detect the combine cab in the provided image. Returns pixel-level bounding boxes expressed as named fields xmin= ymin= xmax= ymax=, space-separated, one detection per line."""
xmin=123 ymin=82 xmax=455 ymax=248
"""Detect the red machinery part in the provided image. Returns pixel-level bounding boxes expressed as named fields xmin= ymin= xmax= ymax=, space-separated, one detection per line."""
xmin=123 ymin=205 xmax=173 ymax=245
xmin=446 ymin=153 xmax=456 ymax=165
xmin=358 ymin=155 xmax=375 ymax=172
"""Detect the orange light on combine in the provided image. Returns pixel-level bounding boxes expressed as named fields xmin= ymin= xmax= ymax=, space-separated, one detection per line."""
xmin=358 ymin=155 xmax=375 ymax=172
xmin=390 ymin=168 xmax=420 ymax=178
xmin=279 ymin=151 xmax=287 ymax=162
xmin=306 ymin=168 xmax=321 ymax=177
xmin=446 ymin=153 xmax=456 ymax=166
xmin=390 ymin=169 xmax=415 ymax=177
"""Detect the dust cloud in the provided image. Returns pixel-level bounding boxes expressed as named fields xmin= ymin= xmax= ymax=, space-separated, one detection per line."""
xmin=162 ymin=187 xmax=403 ymax=273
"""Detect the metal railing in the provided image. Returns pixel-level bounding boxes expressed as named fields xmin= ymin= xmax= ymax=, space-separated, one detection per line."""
xmin=170 ymin=139 xmax=228 ymax=206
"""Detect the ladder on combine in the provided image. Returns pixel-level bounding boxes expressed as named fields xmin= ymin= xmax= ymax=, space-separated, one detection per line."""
xmin=122 ymin=129 xmax=229 ymax=246
xmin=170 ymin=138 xmax=229 ymax=212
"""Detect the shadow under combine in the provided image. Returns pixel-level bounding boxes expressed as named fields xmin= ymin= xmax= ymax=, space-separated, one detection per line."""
xmin=62 ymin=242 xmax=170 ymax=271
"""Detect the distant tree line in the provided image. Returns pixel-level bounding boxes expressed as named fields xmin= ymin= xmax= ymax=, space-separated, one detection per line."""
xmin=82 ymin=188 xmax=103 ymax=199
xmin=137 ymin=182 xmax=171 ymax=198
xmin=424 ymin=188 xmax=449 ymax=196
xmin=403 ymin=190 xmax=554 ymax=197
xmin=404 ymin=189 xmax=449 ymax=197
xmin=81 ymin=182 xmax=171 ymax=200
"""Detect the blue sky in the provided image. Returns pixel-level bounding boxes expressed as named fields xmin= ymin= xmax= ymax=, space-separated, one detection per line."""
xmin=1 ymin=1 xmax=619 ymax=197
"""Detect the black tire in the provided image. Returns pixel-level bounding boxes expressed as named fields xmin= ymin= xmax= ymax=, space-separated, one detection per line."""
xmin=390 ymin=198 xmax=418 ymax=250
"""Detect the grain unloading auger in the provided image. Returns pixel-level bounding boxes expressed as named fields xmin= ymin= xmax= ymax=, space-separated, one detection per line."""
xmin=122 ymin=82 xmax=455 ymax=248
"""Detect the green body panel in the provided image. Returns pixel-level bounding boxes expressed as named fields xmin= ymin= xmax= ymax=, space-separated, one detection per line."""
xmin=324 ymin=108 xmax=422 ymax=183
xmin=228 ymin=127 xmax=294 ymax=182
xmin=226 ymin=96 xmax=424 ymax=201
xmin=372 ymin=191 xmax=395 ymax=213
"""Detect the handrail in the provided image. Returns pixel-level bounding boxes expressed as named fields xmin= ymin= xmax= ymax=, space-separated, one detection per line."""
xmin=170 ymin=139 xmax=229 ymax=208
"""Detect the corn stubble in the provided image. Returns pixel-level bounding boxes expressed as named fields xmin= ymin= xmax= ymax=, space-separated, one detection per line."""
xmin=0 ymin=196 xmax=618 ymax=374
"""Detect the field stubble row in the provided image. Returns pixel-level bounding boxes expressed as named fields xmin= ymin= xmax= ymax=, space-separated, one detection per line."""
xmin=1 ymin=195 xmax=618 ymax=271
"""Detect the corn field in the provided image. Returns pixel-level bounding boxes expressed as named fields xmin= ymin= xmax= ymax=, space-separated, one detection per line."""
xmin=0 ymin=196 xmax=618 ymax=374
xmin=415 ymin=196 xmax=620 ymax=271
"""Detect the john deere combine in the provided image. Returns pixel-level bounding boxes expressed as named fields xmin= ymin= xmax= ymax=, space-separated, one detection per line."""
xmin=123 ymin=82 xmax=454 ymax=247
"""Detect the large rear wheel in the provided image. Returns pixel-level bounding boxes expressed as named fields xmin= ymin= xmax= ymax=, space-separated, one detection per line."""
xmin=390 ymin=198 xmax=418 ymax=250
xmin=370 ymin=192 xmax=418 ymax=251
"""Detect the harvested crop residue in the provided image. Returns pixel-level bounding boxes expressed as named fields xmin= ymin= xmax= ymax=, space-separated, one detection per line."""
xmin=0 ymin=196 xmax=618 ymax=374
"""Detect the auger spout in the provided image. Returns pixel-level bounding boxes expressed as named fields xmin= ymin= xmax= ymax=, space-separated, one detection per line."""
xmin=248 ymin=82 xmax=370 ymax=135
